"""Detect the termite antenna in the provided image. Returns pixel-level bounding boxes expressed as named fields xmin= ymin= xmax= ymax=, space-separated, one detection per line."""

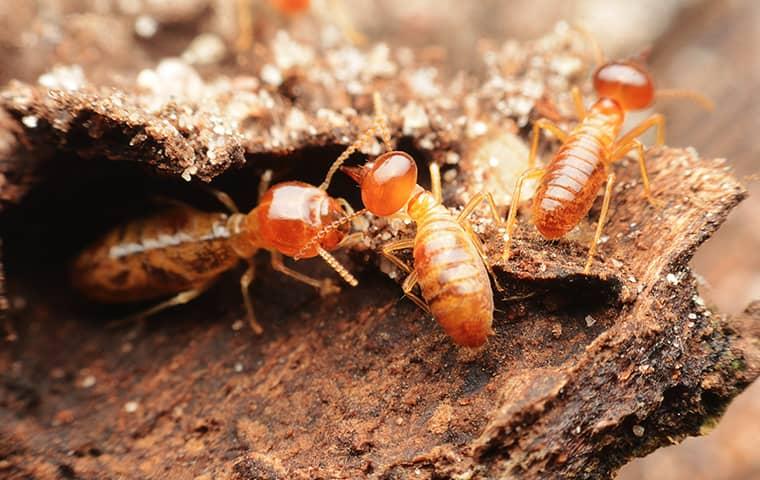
xmin=328 ymin=0 xmax=367 ymax=45
xmin=319 ymin=126 xmax=376 ymax=190
xmin=372 ymin=92 xmax=393 ymax=151
xmin=655 ymin=88 xmax=715 ymax=111
xmin=236 ymin=0 xmax=254 ymax=54
xmin=319 ymin=92 xmax=393 ymax=190
xmin=293 ymin=208 xmax=368 ymax=260
xmin=317 ymin=247 xmax=358 ymax=286
xmin=573 ymin=24 xmax=605 ymax=67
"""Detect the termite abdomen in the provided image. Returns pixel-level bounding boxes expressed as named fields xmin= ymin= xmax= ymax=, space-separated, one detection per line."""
xmin=413 ymin=208 xmax=494 ymax=347
xmin=72 ymin=206 xmax=238 ymax=303
xmin=532 ymin=131 xmax=608 ymax=239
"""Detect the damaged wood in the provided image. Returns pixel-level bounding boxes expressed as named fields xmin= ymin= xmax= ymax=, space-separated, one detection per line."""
xmin=0 ymin=17 xmax=757 ymax=480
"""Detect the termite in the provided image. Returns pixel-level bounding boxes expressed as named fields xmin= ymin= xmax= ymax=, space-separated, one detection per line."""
xmin=235 ymin=0 xmax=364 ymax=54
xmin=502 ymin=39 xmax=713 ymax=273
xmin=71 ymin=174 xmax=362 ymax=334
xmin=298 ymin=94 xmax=503 ymax=347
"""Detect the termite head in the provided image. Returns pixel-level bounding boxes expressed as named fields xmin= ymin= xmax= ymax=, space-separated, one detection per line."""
xmin=254 ymin=182 xmax=349 ymax=258
xmin=593 ymin=60 xmax=655 ymax=110
xmin=341 ymin=151 xmax=418 ymax=216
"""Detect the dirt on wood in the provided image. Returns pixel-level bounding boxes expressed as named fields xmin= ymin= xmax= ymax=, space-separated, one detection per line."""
xmin=0 ymin=3 xmax=757 ymax=479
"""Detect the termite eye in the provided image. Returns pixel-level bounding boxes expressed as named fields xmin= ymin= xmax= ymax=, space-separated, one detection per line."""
xmin=362 ymin=151 xmax=418 ymax=216
xmin=593 ymin=61 xmax=655 ymax=110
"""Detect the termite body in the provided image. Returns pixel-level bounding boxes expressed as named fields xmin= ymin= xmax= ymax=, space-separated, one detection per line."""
xmin=73 ymin=205 xmax=243 ymax=304
xmin=530 ymin=96 xmax=625 ymax=241
xmin=409 ymin=190 xmax=494 ymax=347
xmin=304 ymin=94 xmax=502 ymax=347
xmin=504 ymin=54 xmax=712 ymax=272
xmin=73 ymin=181 xmax=358 ymax=333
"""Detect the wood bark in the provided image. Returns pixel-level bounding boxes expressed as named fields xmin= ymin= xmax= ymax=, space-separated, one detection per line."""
xmin=0 ymin=19 xmax=757 ymax=480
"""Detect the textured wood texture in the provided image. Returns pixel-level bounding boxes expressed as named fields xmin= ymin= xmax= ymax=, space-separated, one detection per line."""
xmin=0 ymin=2 xmax=757 ymax=479
xmin=621 ymin=1 xmax=760 ymax=478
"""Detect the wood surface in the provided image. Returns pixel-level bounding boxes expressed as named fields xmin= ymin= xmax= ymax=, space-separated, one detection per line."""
xmin=0 ymin=2 xmax=758 ymax=479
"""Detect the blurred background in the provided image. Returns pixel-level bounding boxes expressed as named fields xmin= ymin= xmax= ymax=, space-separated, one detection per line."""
xmin=1 ymin=1 xmax=757 ymax=478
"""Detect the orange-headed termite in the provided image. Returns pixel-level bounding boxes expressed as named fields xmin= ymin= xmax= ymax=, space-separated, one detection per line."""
xmin=72 ymin=174 xmax=363 ymax=334
xmin=503 ymin=38 xmax=714 ymax=273
xmin=298 ymin=94 xmax=503 ymax=347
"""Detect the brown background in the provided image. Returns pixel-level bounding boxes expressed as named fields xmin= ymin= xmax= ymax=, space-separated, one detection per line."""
xmin=1 ymin=0 xmax=757 ymax=478
xmin=356 ymin=1 xmax=759 ymax=477
xmin=345 ymin=1 xmax=760 ymax=475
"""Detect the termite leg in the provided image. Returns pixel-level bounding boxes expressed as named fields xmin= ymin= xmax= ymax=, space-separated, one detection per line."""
xmin=380 ymin=238 xmax=430 ymax=313
xmin=336 ymin=232 xmax=365 ymax=249
xmin=319 ymin=92 xmax=392 ymax=190
xmin=529 ymin=119 xmax=569 ymax=169
xmin=135 ymin=288 xmax=207 ymax=319
xmin=337 ymin=197 xmax=355 ymax=216
xmin=236 ymin=0 xmax=254 ymax=55
xmin=380 ymin=238 xmax=415 ymax=274
xmin=430 ymin=162 xmax=442 ymax=204
xmin=110 ymin=285 xmax=211 ymax=330
xmin=460 ymin=218 xmax=505 ymax=292
xmin=239 ymin=260 xmax=263 ymax=334
xmin=610 ymin=139 xmax=661 ymax=207
xmin=327 ymin=0 xmax=367 ymax=46
xmin=401 ymin=270 xmax=431 ymax=314
xmin=615 ymin=113 xmax=666 ymax=148
xmin=503 ymin=168 xmax=545 ymax=262
xmin=456 ymin=190 xmax=505 ymax=291
xmin=148 ymin=195 xmax=193 ymax=209
xmin=655 ymin=89 xmax=714 ymax=111
xmin=584 ymin=172 xmax=616 ymax=274
xmin=571 ymin=86 xmax=586 ymax=119
xmin=574 ymin=24 xmax=605 ymax=67
xmin=457 ymin=191 xmax=501 ymax=226
xmin=271 ymin=251 xmax=340 ymax=296
xmin=204 ymin=187 xmax=241 ymax=214
xmin=258 ymin=169 xmax=273 ymax=202
xmin=152 ymin=189 xmax=240 ymax=214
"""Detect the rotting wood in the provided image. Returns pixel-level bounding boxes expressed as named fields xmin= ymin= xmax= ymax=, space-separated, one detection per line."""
xmin=0 ymin=22 xmax=757 ymax=480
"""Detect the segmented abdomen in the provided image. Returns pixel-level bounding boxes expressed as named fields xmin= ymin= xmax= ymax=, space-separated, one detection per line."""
xmin=72 ymin=206 xmax=241 ymax=303
xmin=413 ymin=205 xmax=493 ymax=347
xmin=532 ymin=125 xmax=610 ymax=238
